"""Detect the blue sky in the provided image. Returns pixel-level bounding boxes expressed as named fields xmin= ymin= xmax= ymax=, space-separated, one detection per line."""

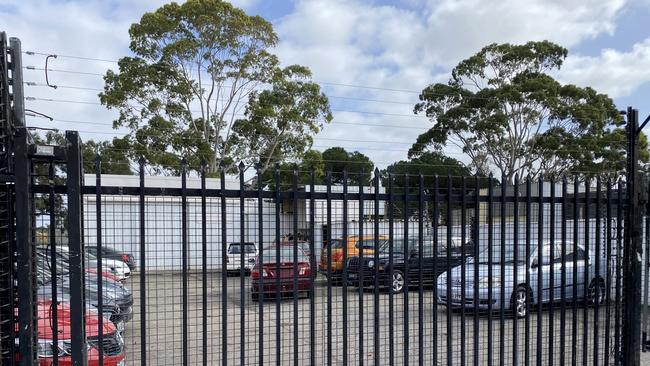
xmin=3 ymin=0 xmax=650 ymax=170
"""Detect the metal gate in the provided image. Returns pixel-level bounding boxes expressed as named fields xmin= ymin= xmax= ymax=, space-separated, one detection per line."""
xmin=2 ymin=33 xmax=649 ymax=366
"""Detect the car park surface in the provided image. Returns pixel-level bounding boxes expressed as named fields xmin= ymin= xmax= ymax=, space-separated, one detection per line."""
xmin=121 ymin=271 xmax=616 ymax=365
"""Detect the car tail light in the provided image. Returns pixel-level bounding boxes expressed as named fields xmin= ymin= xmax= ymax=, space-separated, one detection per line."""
xmin=332 ymin=251 xmax=343 ymax=262
xmin=225 ymin=255 xmax=229 ymax=263
xmin=298 ymin=264 xmax=310 ymax=276
xmin=252 ymin=267 xmax=272 ymax=279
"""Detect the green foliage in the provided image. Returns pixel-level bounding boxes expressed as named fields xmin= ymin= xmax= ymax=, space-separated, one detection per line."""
xmin=382 ymin=152 xmax=487 ymax=218
xmin=99 ymin=0 xmax=329 ymax=176
xmin=412 ymin=41 xmax=642 ymax=182
xmin=322 ymin=147 xmax=374 ymax=185
xmin=258 ymin=149 xmax=325 ymax=189
xmin=229 ymin=65 xmax=332 ymax=175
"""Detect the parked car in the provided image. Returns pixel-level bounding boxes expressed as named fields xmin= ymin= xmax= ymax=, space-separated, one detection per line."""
xmin=226 ymin=242 xmax=258 ymax=274
xmin=437 ymin=241 xmax=607 ymax=318
xmin=86 ymin=246 xmax=136 ymax=271
xmin=16 ymin=300 xmax=126 ymax=365
xmin=39 ymin=274 xmax=133 ymax=332
xmin=348 ymin=238 xmax=473 ymax=293
xmin=251 ymin=246 xmax=312 ymax=301
xmin=318 ymin=235 xmax=387 ymax=280
xmin=36 ymin=246 xmax=131 ymax=282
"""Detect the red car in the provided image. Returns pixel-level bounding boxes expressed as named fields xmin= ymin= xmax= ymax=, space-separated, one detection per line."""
xmin=251 ymin=246 xmax=312 ymax=301
xmin=16 ymin=300 xmax=126 ymax=366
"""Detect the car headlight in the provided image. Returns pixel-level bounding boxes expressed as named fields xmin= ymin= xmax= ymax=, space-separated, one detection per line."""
xmin=478 ymin=276 xmax=501 ymax=288
xmin=38 ymin=339 xmax=79 ymax=357
xmin=368 ymin=260 xmax=374 ymax=268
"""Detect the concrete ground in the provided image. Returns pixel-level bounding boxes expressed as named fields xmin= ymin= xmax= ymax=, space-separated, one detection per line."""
xmin=119 ymin=272 xmax=630 ymax=365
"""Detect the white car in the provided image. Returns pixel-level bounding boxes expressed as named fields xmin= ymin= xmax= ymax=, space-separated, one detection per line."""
xmin=87 ymin=251 xmax=131 ymax=281
xmin=226 ymin=242 xmax=258 ymax=274
xmin=52 ymin=245 xmax=131 ymax=281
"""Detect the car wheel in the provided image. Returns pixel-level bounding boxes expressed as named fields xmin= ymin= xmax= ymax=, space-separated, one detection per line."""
xmin=588 ymin=278 xmax=606 ymax=305
xmin=511 ymin=286 xmax=528 ymax=319
xmin=392 ymin=270 xmax=405 ymax=293
xmin=252 ymin=293 xmax=259 ymax=301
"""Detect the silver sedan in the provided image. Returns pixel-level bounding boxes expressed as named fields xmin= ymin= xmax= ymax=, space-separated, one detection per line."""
xmin=436 ymin=241 xmax=608 ymax=317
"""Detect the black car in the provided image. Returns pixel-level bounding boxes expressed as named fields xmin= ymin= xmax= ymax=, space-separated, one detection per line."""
xmin=86 ymin=246 xmax=137 ymax=271
xmin=347 ymin=238 xmax=474 ymax=293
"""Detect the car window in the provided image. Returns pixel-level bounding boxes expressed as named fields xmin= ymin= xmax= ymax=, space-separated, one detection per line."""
xmin=229 ymin=243 xmax=257 ymax=254
xmin=356 ymin=239 xmax=386 ymax=249
xmin=262 ymin=247 xmax=308 ymax=263
xmin=326 ymin=239 xmax=343 ymax=249
xmin=564 ymin=247 xmax=586 ymax=261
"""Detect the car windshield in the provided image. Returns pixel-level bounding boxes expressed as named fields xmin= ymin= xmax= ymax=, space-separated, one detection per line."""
xmin=378 ymin=239 xmax=418 ymax=254
xmin=262 ymin=247 xmax=308 ymax=263
xmin=325 ymin=239 xmax=343 ymax=249
xmin=355 ymin=239 xmax=386 ymax=249
xmin=477 ymin=243 xmax=532 ymax=265
xmin=229 ymin=243 xmax=257 ymax=254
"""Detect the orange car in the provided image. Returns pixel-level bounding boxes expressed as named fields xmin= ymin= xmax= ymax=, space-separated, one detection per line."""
xmin=318 ymin=235 xmax=387 ymax=279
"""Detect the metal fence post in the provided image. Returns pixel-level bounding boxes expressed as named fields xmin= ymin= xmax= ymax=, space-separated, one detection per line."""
xmin=15 ymin=125 xmax=35 ymax=366
xmin=66 ymin=130 xmax=87 ymax=366
xmin=623 ymin=107 xmax=642 ymax=366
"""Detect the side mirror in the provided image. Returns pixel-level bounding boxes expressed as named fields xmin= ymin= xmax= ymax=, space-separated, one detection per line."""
xmin=531 ymin=258 xmax=538 ymax=268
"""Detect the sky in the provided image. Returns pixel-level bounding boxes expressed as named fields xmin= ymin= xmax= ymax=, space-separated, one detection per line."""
xmin=2 ymin=0 xmax=650 ymax=171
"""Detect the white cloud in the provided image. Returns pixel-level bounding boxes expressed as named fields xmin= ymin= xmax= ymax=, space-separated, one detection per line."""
xmin=559 ymin=38 xmax=650 ymax=98
xmin=274 ymin=0 xmax=629 ymax=168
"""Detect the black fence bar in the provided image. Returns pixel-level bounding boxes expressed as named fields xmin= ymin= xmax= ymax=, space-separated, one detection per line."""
xmin=403 ymin=174 xmax=410 ymax=366
xmin=373 ymin=169 xmax=380 ymax=366
xmin=48 ymin=160 xmax=60 ymax=366
xmin=487 ymin=175 xmax=494 ymax=366
xmin=418 ymin=172 xmax=424 ymax=366
xmin=358 ymin=173 xmax=364 ymax=366
xmin=604 ymin=180 xmax=612 ymax=366
xmin=138 ymin=157 xmax=147 ymax=366
xmin=615 ymin=181 xmax=623 ymax=363
xmin=181 ymin=159 xmax=188 ymax=366
xmin=325 ymin=171 xmax=333 ymax=366
xmin=549 ymin=178 xmax=556 ymax=366
xmin=460 ymin=176 xmax=467 ymax=366
xmin=473 ymin=175 xmax=480 ymax=366
xmin=93 ymin=156 xmax=102 ymax=366
xmin=513 ymin=175 xmax=520 ymax=366
xmin=536 ymin=178 xmax=543 ymax=366
xmin=65 ymin=131 xmax=87 ymax=366
xmin=432 ymin=175 xmax=439 ymax=366
xmin=256 ymin=167 xmax=264 ymax=366
xmin=560 ymin=178 xmax=568 ymax=366
xmin=446 ymin=175 xmax=452 ymax=366
xmin=238 ymin=165 xmax=246 ymax=366
xmin=388 ymin=174 xmax=395 ymax=366
xmin=292 ymin=170 xmax=299 ymax=366
xmin=500 ymin=176 xmax=506 ymax=366
xmin=308 ymin=169 xmax=316 ymax=366
xmin=201 ymin=163 xmax=208 ymax=366
xmin=594 ymin=178 xmax=602 ymax=366
xmin=220 ymin=168 xmax=228 ymax=366
xmin=572 ymin=177 xmax=579 ymax=366
xmin=274 ymin=168 xmax=281 ymax=366
xmin=584 ymin=180 xmax=590 ymax=366
xmin=342 ymin=170 xmax=349 ymax=366
xmin=525 ymin=178 xmax=531 ymax=366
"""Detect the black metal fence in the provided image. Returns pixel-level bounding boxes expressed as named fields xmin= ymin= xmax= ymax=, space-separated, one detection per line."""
xmin=18 ymin=138 xmax=645 ymax=365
